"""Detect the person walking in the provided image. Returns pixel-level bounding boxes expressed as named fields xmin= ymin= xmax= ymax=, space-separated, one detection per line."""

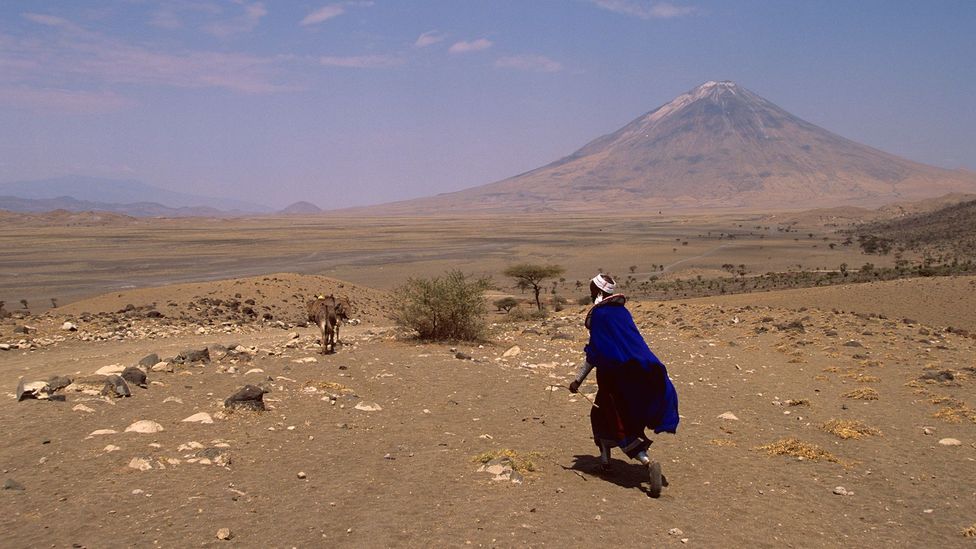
xmin=569 ymin=273 xmax=679 ymax=497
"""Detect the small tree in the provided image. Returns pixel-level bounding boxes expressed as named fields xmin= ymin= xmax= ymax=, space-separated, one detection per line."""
xmin=393 ymin=270 xmax=492 ymax=341
xmin=503 ymin=264 xmax=565 ymax=312
xmin=20 ymin=299 xmax=29 ymax=310
xmin=493 ymin=297 xmax=520 ymax=313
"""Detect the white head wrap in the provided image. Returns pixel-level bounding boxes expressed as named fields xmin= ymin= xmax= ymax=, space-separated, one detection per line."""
xmin=591 ymin=274 xmax=615 ymax=304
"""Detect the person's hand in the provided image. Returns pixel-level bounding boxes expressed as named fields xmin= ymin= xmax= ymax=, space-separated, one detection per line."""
xmin=569 ymin=380 xmax=580 ymax=393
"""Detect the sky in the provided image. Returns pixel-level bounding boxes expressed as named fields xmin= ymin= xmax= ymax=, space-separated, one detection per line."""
xmin=1 ymin=0 xmax=974 ymax=210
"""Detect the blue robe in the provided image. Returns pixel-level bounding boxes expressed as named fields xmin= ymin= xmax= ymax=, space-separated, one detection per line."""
xmin=584 ymin=296 xmax=679 ymax=455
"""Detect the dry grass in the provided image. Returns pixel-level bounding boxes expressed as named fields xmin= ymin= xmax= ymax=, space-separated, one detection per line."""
xmin=786 ymin=399 xmax=810 ymax=407
xmin=932 ymin=405 xmax=976 ymax=424
xmin=822 ymin=366 xmax=841 ymax=373
xmin=312 ymin=381 xmax=355 ymax=394
xmin=842 ymin=388 xmax=879 ymax=400
xmin=757 ymin=437 xmax=840 ymax=463
xmin=708 ymin=438 xmax=737 ymax=447
xmin=821 ymin=419 xmax=882 ymax=439
xmin=473 ymin=449 xmax=541 ymax=473
xmin=856 ymin=375 xmax=881 ymax=383
xmin=963 ymin=524 xmax=976 ymax=538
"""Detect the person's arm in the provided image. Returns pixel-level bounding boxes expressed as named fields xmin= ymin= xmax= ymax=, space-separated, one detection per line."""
xmin=568 ymin=360 xmax=595 ymax=393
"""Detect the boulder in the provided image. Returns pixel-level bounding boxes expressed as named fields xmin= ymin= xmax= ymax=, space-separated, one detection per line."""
xmin=121 ymin=366 xmax=147 ymax=388
xmin=138 ymin=353 xmax=160 ymax=368
xmin=224 ymin=385 xmax=267 ymax=411
xmin=177 ymin=348 xmax=211 ymax=364
xmin=16 ymin=378 xmax=50 ymax=401
xmin=47 ymin=375 xmax=73 ymax=393
xmin=61 ymin=321 xmax=78 ymax=331
xmin=125 ymin=420 xmax=164 ymax=434
xmin=101 ymin=375 xmax=131 ymax=398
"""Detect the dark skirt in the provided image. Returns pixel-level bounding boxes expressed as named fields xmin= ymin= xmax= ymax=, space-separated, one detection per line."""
xmin=590 ymin=366 xmax=652 ymax=458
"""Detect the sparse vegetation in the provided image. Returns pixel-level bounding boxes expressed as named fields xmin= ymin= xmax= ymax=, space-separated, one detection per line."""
xmin=757 ymin=437 xmax=840 ymax=463
xmin=392 ymin=270 xmax=492 ymax=341
xmin=472 ymin=449 xmax=541 ymax=473
xmin=843 ymin=388 xmax=880 ymax=400
xmin=820 ymin=419 xmax=882 ymax=439
xmin=492 ymin=297 xmax=520 ymax=313
xmin=503 ymin=264 xmax=565 ymax=312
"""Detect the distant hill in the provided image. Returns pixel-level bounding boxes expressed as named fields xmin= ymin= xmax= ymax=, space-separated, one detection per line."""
xmin=853 ymin=198 xmax=976 ymax=259
xmin=362 ymin=81 xmax=976 ymax=214
xmin=0 ymin=176 xmax=270 ymax=214
xmin=0 ymin=195 xmax=231 ymax=218
xmin=279 ymin=201 xmax=322 ymax=215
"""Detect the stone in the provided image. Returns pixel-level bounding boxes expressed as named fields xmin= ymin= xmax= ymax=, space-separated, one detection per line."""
xmin=717 ymin=412 xmax=739 ymax=421
xmin=151 ymin=361 xmax=173 ymax=373
xmin=102 ymin=375 xmax=131 ymax=398
xmin=502 ymin=345 xmax=521 ymax=358
xmin=3 ymin=479 xmax=25 ymax=491
xmin=95 ymin=365 xmax=125 ymax=376
xmin=73 ymin=404 xmax=95 ymax=413
xmin=843 ymin=340 xmax=864 ymax=348
xmin=833 ymin=486 xmax=851 ymax=496
xmin=128 ymin=457 xmax=152 ymax=471
xmin=88 ymin=429 xmax=118 ymax=437
xmin=208 ymin=345 xmax=229 ymax=360
xmin=478 ymin=457 xmax=522 ymax=484
xmin=177 ymin=348 xmax=211 ymax=364
xmin=668 ymin=528 xmax=684 ymax=536
xmin=922 ymin=427 xmax=935 ymax=435
xmin=551 ymin=332 xmax=574 ymax=341
xmin=47 ymin=375 xmax=73 ymax=393
xmin=182 ymin=412 xmax=214 ymax=424
xmin=244 ymin=368 xmax=264 ymax=376
xmin=121 ymin=366 xmax=147 ymax=388
xmin=138 ymin=353 xmax=160 ymax=368
xmin=297 ymin=471 xmax=307 ymax=479
xmin=16 ymin=378 xmax=50 ymax=401
xmin=125 ymin=420 xmax=165 ymax=434
xmin=454 ymin=352 xmax=472 ymax=360
xmin=163 ymin=396 xmax=183 ymax=404
xmin=216 ymin=528 xmax=232 ymax=540
xmin=355 ymin=402 xmax=382 ymax=412
xmin=61 ymin=321 xmax=78 ymax=331
xmin=224 ymin=385 xmax=267 ymax=411
xmin=104 ymin=445 xmax=120 ymax=452
xmin=938 ymin=438 xmax=962 ymax=446
xmin=0 ymin=343 xmax=10 ymax=351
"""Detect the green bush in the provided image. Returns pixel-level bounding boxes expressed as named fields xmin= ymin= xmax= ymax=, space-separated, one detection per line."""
xmin=393 ymin=270 xmax=492 ymax=341
xmin=493 ymin=297 xmax=520 ymax=313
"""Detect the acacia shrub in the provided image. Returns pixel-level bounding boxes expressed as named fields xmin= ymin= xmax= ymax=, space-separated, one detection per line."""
xmin=393 ymin=270 xmax=492 ymax=341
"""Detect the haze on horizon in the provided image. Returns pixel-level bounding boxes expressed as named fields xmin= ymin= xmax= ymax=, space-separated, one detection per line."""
xmin=1 ymin=1 xmax=974 ymax=210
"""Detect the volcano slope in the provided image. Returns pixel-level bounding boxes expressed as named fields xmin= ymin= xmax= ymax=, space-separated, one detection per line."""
xmin=1 ymin=275 xmax=974 ymax=547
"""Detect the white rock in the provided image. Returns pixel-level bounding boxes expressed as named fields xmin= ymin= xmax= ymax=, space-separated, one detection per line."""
xmin=502 ymin=345 xmax=521 ymax=358
xmin=95 ymin=365 xmax=125 ymax=376
xmin=717 ymin=412 xmax=739 ymax=421
xmin=61 ymin=321 xmax=78 ymax=331
xmin=163 ymin=396 xmax=183 ymax=404
xmin=128 ymin=457 xmax=152 ymax=471
xmin=0 ymin=343 xmax=11 ymax=351
xmin=938 ymin=438 xmax=962 ymax=446
xmin=833 ymin=486 xmax=850 ymax=496
xmin=88 ymin=429 xmax=118 ymax=437
xmin=178 ymin=441 xmax=205 ymax=451
xmin=244 ymin=368 xmax=265 ymax=376
xmin=297 ymin=471 xmax=307 ymax=479
xmin=125 ymin=420 xmax=165 ymax=434
xmin=72 ymin=404 xmax=95 ymax=413
xmin=668 ymin=528 xmax=684 ymax=536
xmin=182 ymin=412 xmax=214 ymax=424
xmin=216 ymin=528 xmax=232 ymax=540
xmin=354 ymin=402 xmax=382 ymax=412
xmin=104 ymin=445 xmax=121 ymax=452
xmin=151 ymin=362 xmax=173 ymax=373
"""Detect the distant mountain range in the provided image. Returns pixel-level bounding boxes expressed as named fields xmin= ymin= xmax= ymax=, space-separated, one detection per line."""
xmin=366 ymin=81 xmax=976 ymax=213
xmin=0 ymin=176 xmax=271 ymax=216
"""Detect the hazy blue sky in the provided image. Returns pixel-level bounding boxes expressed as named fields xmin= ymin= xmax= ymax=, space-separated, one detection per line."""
xmin=1 ymin=1 xmax=974 ymax=209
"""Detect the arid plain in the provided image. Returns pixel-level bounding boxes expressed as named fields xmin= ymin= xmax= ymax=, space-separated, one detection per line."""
xmin=2 ymin=211 xmax=975 ymax=547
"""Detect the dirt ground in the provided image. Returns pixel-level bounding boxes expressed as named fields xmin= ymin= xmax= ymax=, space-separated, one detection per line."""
xmin=2 ymin=274 xmax=974 ymax=547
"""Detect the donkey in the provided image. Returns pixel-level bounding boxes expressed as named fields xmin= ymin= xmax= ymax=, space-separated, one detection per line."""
xmin=306 ymin=295 xmax=351 ymax=354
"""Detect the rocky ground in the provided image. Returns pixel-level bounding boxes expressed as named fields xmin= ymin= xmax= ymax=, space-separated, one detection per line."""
xmin=1 ymin=275 xmax=975 ymax=547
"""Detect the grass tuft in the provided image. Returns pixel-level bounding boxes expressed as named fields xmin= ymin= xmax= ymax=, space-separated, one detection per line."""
xmin=708 ymin=438 xmax=737 ymax=447
xmin=821 ymin=419 xmax=882 ymax=439
xmin=473 ymin=449 xmax=541 ymax=473
xmin=842 ymin=388 xmax=879 ymax=400
xmin=963 ymin=524 xmax=976 ymax=538
xmin=757 ymin=437 xmax=839 ymax=463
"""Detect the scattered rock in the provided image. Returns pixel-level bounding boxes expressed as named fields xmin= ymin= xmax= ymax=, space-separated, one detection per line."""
xmin=551 ymin=332 xmax=574 ymax=341
xmin=668 ymin=528 xmax=684 ymax=536
xmin=717 ymin=411 xmax=739 ymax=421
xmin=938 ymin=438 xmax=962 ymax=447
xmin=177 ymin=348 xmax=211 ymax=364
xmin=16 ymin=378 xmax=50 ymax=401
xmin=224 ymin=385 xmax=268 ymax=411
xmin=833 ymin=486 xmax=852 ymax=496
xmin=454 ymin=352 xmax=472 ymax=360
xmin=47 ymin=375 xmax=73 ymax=393
xmin=842 ymin=340 xmax=864 ymax=348
xmin=102 ymin=375 xmax=131 ymax=398
xmin=0 ymin=343 xmax=10 ymax=351
xmin=125 ymin=420 xmax=164 ymax=434
xmin=2 ymin=479 xmax=25 ymax=491
xmin=297 ymin=471 xmax=307 ymax=479
xmin=151 ymin=361 xmax=173 ymax=373
xmin=72 ymin=404 xmax=95 ymax=413
xmin=922 ymin=427 xmax=935 ymax=435
xmin=138 ymin=353 xmax=160 ymax=368
xmin=355 ymin=402 xmax=382 ymax=412
xmin=128 ymin=457 xmax=152 ymax=471
xmin=182 ymin=412 xmax=214 ymax=424
xmin=502 ymin=345 xmax=521 ymax=358
xmin=121 ymin=366 xmax=147 ymax=388
xmin=87 ymin=429 xmax=118 ymax=437
xmin=477 ymin=457 xmax=523 ymax=484
xmin=104 ymin=445 xmax=120 ymax=452
xmin=216 ymin=528 xmax=232 ymax=541
xmin=95 ymin=365 xmax=125 ymax=376
xmin=61 ymin=321 xmax=78 ymax=331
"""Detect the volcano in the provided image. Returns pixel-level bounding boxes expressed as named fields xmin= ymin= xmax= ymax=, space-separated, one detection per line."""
xmin=375 ymin=81 xmax=976 ymax=213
